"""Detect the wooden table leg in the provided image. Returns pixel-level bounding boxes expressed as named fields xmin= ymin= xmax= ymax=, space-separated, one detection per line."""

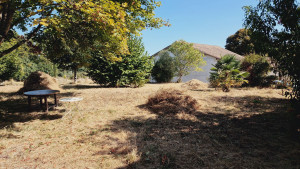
xmin=44 ymin=96 xmax=48 ymax=112
xmin=28 ymin=96 xmax=32 ymax=111
xmin=54 ymin=94 xmax=58 ymax=107
xmin=40 ymin=97 xmax=43 ymax=109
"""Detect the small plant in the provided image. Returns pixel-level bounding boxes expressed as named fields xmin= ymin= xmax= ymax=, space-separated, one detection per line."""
xmin=209 ymin=55 xmax=249 ymax=92
xmin=151 ymin=50 xmax=176 ymax=83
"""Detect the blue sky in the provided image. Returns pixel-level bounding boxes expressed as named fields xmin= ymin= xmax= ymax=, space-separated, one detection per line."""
xmin=141 ymin=0 xmax=259 ymax=55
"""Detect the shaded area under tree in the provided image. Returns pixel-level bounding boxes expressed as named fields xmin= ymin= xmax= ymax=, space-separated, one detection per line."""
xmin=80 ymin=95 xmax=300 ymax=168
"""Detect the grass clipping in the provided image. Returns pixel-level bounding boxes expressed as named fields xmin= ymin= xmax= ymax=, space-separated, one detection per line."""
xmin=146 ymin=88 xmax=199 ymax=115
xmin=181 ymin=79 xmax=208 ymax=90
xmin=19 ymin=71 xmax=61 ymax=93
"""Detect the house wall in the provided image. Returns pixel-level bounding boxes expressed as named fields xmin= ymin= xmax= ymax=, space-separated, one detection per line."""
xmin=171 ymin=55 xmax=217 ymax=83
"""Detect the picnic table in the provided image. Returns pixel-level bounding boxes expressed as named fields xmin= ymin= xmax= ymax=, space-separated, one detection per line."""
xmin=24 ymin=89 xmax=60 ymax=112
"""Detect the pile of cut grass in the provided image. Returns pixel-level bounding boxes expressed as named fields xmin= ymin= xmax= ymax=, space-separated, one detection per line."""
xmin=18 ymin=71 xmax=61 ymax=93
xmin=146 ymin=88 xmax=199 ymax=114
xmin=181 ymin=79 xmax=208 ymax=90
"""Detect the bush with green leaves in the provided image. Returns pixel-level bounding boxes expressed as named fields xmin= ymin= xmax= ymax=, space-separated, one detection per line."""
xmin=209 ymin=55 xmax=249 ymax=92
xmin=0 ymin=55 xmax=20 ymax=82
xmin=15 ymin=54 xmax=57 ymax=81
xmin=87 ymin=36 xmax=153 ymax=87
xmin=151 ymin=50 xmax=176 ymax=83
xmin=241 ymin=53 xmax=271 ymax=87
xmin=0 ymin=40 xmax=57 ymax=81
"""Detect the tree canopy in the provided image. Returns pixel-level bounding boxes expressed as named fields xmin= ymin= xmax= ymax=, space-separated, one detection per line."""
xmin=0 ymin=0 xmax=169 ymax=58
xmin=225 ymin=28 xmax=255 ymax=55
xmin=168 ymin=40 xmax=206 ymax=83
xmin=244 ymin=0 xmax=300 ymax=100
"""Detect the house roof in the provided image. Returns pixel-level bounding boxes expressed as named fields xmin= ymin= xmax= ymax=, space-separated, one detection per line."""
xmin=152 ymin=43 xmax=244 ymax=60
xmin=192 ymin=43 xmax=243 ymax=60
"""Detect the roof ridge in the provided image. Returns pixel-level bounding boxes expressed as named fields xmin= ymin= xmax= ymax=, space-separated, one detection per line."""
xmin=152 ymin=42 xmax=244 ymax=60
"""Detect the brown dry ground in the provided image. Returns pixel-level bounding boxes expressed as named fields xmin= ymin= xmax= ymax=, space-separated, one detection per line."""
xmin=0 ymin=82 xmax=299 ymax=169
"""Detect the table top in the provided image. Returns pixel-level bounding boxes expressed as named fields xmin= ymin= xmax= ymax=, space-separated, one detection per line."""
xmin=59 ymin=97 xmax=83 ymax=102
xmin=24 ymin=89 xmax=60 ymax=96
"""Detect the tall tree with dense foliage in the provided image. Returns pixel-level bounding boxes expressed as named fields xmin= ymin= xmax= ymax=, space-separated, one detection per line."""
xmin=0 ymin=0 xmax=169 ymax=58
xmin=244 ymin=0 xmax=300 ymax=101
xmin=151 ymin=50 xmax=176 ymax=83
xmin=225 ymin=29 xmax=255 ymax=55
xmin=209 ymin=55 xmax=249 ymax=92
xmin=168 ymin=40 xmax=206 ymax=82
xmin=87 ymin=35 xmax=153 ymax=87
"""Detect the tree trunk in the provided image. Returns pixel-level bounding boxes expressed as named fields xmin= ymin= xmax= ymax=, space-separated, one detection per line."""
xmin=176 ymin=76 xmax=182 ymax=83
xmin=177 ymin=71 xmax=183 ymax=83
xmin=73 ymin=68 xmax=77 ymax=84
xmin=0 ymin=2 xmax=15 ymax=46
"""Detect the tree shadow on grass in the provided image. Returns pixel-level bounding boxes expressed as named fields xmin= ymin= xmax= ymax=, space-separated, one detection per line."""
xmin=94 ymin=96 xmax=299 ymax=168
xmin=62 ymin=84 xmax=134 ymax=90
xmin=190 ymin=88 xmax=216 ymax=92
xmin=62 ymin=84 xmax=104 ymax=90
xmin=211 ymin=95 xmax=289 ymax=113
xmin=0 ymin=91 xmax=76 ymax=129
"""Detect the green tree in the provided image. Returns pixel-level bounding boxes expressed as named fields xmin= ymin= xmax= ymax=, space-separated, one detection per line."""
xmin=0 ymin=0 xmax=169 ymax=58
xmin=244 ymin=0 xmax=300 ymax=100
xmin=87 ymin=36 xmax=153 ymax=87
xmin=209 ymin=55 xmax=249 ymax=92
xmin=168 ymin=40 xmax=206 ymax=83
xmin=225 ymin=29 xmax=255 ymax=55
xmin=151 ymin=50 xmax=176 ymax=83
xmin=241 ymin=53 xmax=271 ymax=86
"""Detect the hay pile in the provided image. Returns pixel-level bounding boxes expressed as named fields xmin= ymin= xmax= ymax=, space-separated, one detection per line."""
xmin=181 ymin=79 xmax=208 ymax=90
xmin=146 ymin=88 xmax=199 ymax=115
xmin=19 ymin=71 xmax=61 ymax=93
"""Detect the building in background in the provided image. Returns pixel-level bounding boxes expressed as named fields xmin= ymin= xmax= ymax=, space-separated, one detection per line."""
xmin=152 ymin=43 xmax=243 ymax=83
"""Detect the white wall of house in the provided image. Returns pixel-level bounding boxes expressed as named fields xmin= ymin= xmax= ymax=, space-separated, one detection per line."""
xmin=171 ymin=55 xmax=217 ymax=83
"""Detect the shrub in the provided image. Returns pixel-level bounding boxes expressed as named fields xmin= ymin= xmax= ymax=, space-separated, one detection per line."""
xmin=0 ymin=39 xmax=57 ymax=81
xmin=15 ymin=54 xmax=57 ymax=81
xmin=0 ymin=55 xmax=20 ymax=82
xmin=241 ymin=53 xmax=271 ymax=86
xmin=151 ymin=51 xmax=176 ymax=83
xmin=263 ymin=75 xmax=277 ymax=87
xmin=87 ymin=36 xmax=153 ymax=87
xmin=209 ymin=55 xmax=249 ymax=92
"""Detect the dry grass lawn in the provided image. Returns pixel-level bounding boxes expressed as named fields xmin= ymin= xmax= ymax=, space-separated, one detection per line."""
xmin=0 ymin=82 xmax=299 ymax=168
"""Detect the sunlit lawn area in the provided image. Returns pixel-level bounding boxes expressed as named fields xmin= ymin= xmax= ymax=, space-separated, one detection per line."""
xmin=0 ymin=82 xmax=299 ymax=168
